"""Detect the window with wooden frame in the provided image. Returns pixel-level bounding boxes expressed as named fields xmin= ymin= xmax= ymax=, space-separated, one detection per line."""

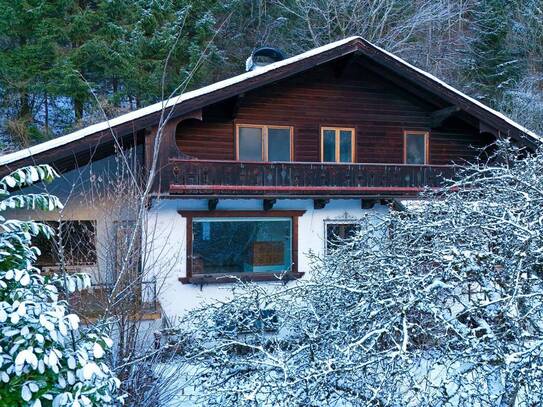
xmin=404 ymin=131 xmax=429 ymax=164
xmin=178 ymin=210 xmax=305 ymax=284
xmin=325 ymin=221 xmax=362 ymax=253
xmin=236 ymin=124 xmax=293 ymax=162
xmin=321 ymin=127 xmax=355 ymax=163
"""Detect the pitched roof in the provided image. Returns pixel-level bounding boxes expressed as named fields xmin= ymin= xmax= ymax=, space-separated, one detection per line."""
xmin=1 ymin=36 xmax=540 ymax=168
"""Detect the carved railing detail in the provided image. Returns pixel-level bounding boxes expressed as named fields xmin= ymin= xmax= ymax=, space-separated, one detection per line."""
xmin=169 ymin=159 xmax=457 ymax=197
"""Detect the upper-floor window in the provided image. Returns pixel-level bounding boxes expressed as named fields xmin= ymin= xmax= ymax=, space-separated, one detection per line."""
xmin=236 ymin=124 xmax=293 ymax=161
xmin=321 ymin=127 xmax=355 ymax=163
xmin=404 ymin=131 xmax=429 ymax=164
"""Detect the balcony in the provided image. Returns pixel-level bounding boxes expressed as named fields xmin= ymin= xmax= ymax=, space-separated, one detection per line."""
xmin=169 ymin=159 xmax=457 ymax=198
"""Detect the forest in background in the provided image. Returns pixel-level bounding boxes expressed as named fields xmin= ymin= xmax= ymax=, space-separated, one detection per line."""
xmin=0 ymin=0 xmax=542 ymax=152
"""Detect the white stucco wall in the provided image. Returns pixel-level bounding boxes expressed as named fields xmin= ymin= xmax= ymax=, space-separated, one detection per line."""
xmin=5 ymin=150 xmax=142 ymax=283
xmin=6 ymin=156 xmax=389 ymax=326
xmin=145 ymin=198 xmax=389 ymax=321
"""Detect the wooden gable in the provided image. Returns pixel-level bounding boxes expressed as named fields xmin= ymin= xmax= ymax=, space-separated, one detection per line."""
xmin=176 ymin=58 xmax=493 ymax=165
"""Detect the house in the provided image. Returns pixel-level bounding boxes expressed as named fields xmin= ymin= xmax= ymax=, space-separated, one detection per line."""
xmin=0 ymin=37 xmax=540 ymax=322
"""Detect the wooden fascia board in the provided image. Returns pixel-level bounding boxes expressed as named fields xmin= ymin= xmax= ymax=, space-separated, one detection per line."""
xmin=0 ymin=130 xmax=140 ymax=177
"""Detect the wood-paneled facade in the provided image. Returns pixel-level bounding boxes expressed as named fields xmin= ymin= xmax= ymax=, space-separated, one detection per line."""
xmin=176 ymin=63 xmax=492 ymax=165
xmin=1 ymin=37 xmax=539 ymax=288
xmin=170 ymin=58 xmax=495 ymax=198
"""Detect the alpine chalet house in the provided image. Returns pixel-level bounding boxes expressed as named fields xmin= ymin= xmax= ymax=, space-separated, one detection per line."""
xmin=0 ymin=37 xmax=540 ymax=321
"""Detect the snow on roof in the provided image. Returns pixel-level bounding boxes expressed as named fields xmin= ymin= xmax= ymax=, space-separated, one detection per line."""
xmin=1 ymin=36 xmax=540 ymax=167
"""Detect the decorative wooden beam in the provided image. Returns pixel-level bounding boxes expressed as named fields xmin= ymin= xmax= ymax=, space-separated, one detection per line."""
xmin=208 ymin=198 xmax=219 ymax=211
xmin=389 ymin=199 xmax=408 ymax=212
xmin=380 ymin=199 xmax=390 ymax=206
xmin=145 ymin=108 xmax=203 ymax=192
xmin=183 ymin=108 xmax=203 ymax=122
xmin=430 ymin=106 xmax=461 ymax=128
xmin=263 ymin=199 xmax=276 ymax=211
xmin=313 ymin=198 xmax=329 ymax=209
xmin=361 ymin=198 xmax=377 ymax=209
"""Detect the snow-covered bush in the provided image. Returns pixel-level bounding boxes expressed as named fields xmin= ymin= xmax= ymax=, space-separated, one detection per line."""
xmin=177 ymin=141 xmax=543 ymax=406
xmin=0 ymin=165 xmax=122 ymax=406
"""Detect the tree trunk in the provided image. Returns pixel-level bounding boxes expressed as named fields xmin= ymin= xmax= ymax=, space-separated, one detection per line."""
xmin=44 ymin=93 xmax=49 ymax=138
xmin=19 ymin=92 xmax=31 ymax=120
xmin=74 ymin=98 xmax=84 ymax=121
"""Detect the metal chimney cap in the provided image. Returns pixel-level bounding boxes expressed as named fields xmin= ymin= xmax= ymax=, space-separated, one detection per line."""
xmin=245 ymin=47 xmax=287 ymax=72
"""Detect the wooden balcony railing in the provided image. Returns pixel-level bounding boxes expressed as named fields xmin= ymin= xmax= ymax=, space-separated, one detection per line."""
xmin=169 ymin=159 xmax=457 ymax=198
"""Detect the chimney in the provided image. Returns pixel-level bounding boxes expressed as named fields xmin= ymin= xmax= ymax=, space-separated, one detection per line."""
xmin=245 ymin=47 xmax=286 ymax=72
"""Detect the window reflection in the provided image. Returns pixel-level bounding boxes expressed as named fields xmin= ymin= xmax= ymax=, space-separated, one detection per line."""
xmin=192 ymin=218 xmax=292 ymax=274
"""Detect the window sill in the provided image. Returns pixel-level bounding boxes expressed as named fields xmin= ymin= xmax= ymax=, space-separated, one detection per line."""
xmin=179 ymin=272 xmax=304 ymax=285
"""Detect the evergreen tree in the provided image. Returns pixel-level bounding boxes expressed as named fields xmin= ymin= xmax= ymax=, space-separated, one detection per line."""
xmin=1 ymin=1 xmax=542 ymax=147
xmin=466 ymin=0 xmax=522 ymax=104
xmin=119 ymin=0 xmax=227 ymax=107
xmin=0 ymin=0 xmax=73 ymax=143
xmin=0 ymin=0 xmax=226 ymax=144
xmin=0 ymin=165 xmax=122 ymax=406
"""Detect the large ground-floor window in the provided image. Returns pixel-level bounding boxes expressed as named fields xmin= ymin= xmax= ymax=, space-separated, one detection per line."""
xmin=179 ymin=210 xmax=305 ymax=284
xmin=193 ymin=218 xmax=292 ymax=274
